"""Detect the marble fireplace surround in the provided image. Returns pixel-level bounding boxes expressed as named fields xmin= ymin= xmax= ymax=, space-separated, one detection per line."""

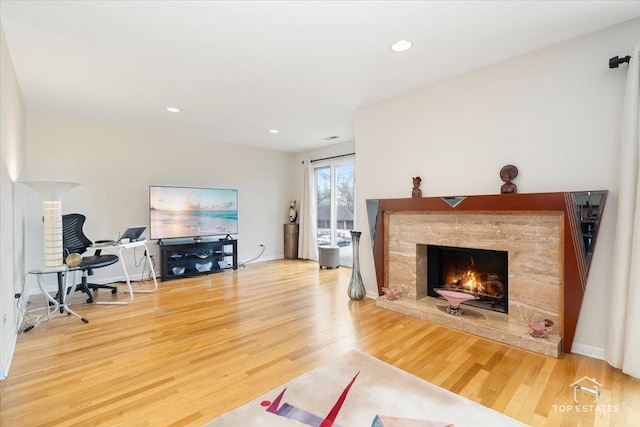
xmin=369 ymin=192 xmax=604 ymax=357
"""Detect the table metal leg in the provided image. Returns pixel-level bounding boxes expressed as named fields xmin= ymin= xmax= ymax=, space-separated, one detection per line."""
xmin=94 ymin=242 xmax=159 ymax=304
xmin=129 ymin=243 xmax=158 ymax=294
xmin=97 ymin=247 xmax=134 ymax=305
xmin=31 ymin=274 xmax=61 ymax=327
xmin=28 ymin=269 xmax=88 ymax=329
xmin=60 ymin=270 xmax=89 ymax=323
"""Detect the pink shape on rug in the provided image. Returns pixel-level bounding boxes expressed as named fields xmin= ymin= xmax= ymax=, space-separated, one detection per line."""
xmin=265 ymin=387 xmax=287 ymax=413
xmin=320 ymin=371 xmax=359 ymax=427
xmin=262 ymin=372 xmax=361 ymax=426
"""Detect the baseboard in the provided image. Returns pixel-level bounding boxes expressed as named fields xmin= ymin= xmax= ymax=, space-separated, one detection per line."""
xmin=24 ymin=258 xmax=291 ymax=298
xmin=243 ymin=254 xmax=281 ymax=264
xmin=1 ymin=325 xmax=18 ymax=380
xmin=571 ymin=342 xmax=606 ymax=360
xmin=366 ymin=291 xmax=378 ymax=299
xmin=91 ymin=272 xmax=159 ymax=285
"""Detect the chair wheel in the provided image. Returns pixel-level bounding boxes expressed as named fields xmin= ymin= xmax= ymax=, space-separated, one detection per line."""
xmin=86 ymin=297 xmax=94 ymax=303
xmin=111 ymin=288 xmax=118 ymax=294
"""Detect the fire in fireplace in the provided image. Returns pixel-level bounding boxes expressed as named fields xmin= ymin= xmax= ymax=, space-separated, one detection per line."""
xmin=427 ymin=245 xmax=508 ymax=313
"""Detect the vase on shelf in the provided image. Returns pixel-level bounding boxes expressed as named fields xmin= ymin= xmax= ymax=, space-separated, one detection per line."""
xmin=347 ymin=231 xmax=366 ymax=300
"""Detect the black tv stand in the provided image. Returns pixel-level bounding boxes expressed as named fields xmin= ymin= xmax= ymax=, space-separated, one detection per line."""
xmin=158 ymin=239 xmax=238 ymax=281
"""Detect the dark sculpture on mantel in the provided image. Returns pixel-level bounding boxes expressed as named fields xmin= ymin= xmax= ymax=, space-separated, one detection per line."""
xmin=412 ymin=176 xmax=422 ymax=198
xmin=500 ymin=165 xmax=518 ymax=194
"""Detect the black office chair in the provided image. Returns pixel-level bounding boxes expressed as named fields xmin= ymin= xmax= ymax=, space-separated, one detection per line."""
xmin=62 ymin=213 xmax=119 ymax=303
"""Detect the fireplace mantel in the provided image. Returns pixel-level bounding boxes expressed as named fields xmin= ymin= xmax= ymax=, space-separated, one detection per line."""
xmin=368 ymin=191 xmax=607 ymax=354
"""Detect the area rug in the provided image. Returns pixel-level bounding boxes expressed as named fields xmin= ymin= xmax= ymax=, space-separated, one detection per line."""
xmin=205 ymin=350 xmax=526 ymax=426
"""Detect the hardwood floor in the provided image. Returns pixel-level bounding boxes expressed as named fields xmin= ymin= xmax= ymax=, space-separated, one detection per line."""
xmin=1 ymin=260 xmax=638 ymax=426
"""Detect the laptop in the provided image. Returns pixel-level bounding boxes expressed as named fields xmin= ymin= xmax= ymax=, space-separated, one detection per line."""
xmin=119 ymin=226 xmax=147 ymax=243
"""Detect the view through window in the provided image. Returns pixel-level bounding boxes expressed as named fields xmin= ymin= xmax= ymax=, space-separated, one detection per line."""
xmin=315 ymin=158 xmax=355 ymax=267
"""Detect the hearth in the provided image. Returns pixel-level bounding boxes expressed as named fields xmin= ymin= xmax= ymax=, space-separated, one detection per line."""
xmin=426 ymin=245 xmax=508 ymax=314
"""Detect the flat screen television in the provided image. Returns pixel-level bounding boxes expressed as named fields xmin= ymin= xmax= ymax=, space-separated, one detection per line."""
xmin=149 ymin=185 xmax=238 ymax=240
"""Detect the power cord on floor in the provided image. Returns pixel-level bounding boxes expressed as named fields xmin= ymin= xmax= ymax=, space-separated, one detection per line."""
xmin=113 ymin=249 xmax=157 ymax=284
xmin=16 ymin=273 xmax=57 ymax=333
xmin=135 ymin=246 xmax=156 ymax=277
xmin=238 ymin=244 xmax=265 ymax=268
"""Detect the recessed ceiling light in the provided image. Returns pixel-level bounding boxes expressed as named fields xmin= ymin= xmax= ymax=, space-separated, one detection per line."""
xmin=390 ymin=40 xmax=412 ymax=53
xmin=269 ymin=129 xmax=279 ymax=134
xmin=166 ymin=107 xmax=181 ymax=113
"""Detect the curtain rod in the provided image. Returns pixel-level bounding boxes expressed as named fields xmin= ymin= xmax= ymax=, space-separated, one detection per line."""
xmin=302 ymin=152 xmax=355 ymax=164
xmin=609 ymin=54 xmax=631 ymax=69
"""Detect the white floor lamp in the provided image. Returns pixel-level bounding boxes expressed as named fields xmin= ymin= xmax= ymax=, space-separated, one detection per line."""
xmin=23 ymin=181 xmax=80 ymax=268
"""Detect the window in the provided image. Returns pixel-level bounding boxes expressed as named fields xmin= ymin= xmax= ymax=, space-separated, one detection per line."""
xmin=315 ymin=157 xmax=355 ymax=267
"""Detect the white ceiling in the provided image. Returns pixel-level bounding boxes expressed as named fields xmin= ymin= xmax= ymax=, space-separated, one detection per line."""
xmin=2 ymin=1 xmax=639 ymax=153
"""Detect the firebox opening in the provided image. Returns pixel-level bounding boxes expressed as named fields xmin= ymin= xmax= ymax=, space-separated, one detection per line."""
xmin=427 ymin=245 xmax=508 ymax=314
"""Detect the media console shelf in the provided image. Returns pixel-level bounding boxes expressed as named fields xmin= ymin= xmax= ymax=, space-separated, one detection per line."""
xmin=159 ymin=239 xmax=238 ymax=281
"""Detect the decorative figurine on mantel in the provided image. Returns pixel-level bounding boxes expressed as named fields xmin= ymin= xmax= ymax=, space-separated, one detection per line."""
xmin=288 ymin=200 xmax=298 ymax=223
xmin=499 ymin=165 xmax=518 ymax=194
xmin=411 ymin=176 xmax=422 ymax=198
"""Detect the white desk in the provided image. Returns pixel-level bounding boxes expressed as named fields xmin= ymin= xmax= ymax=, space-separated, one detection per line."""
xmin=90 ymin=240 xmax=158 ymax=305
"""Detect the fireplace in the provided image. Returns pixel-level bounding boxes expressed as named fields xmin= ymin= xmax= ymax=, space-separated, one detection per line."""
xmin=426 ymin=245 xmax=508 ymax=314
xmin=368 ymin=192 xmax=608 ymax=357
xmin=377 ymin=208 xmax=566 ymax=357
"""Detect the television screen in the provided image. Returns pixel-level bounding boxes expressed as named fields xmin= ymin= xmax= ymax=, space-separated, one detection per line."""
xmin=149 ymin=186 xmax=238 ymax=240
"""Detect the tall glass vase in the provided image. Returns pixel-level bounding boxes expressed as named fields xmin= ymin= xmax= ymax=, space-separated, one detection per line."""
xmin=348 ymin=231 xmax=366 ymax=300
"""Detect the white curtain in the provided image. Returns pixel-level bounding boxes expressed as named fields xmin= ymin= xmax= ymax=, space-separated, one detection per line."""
xmin=606 ymin=45 xmax=640 ymax=379
xmin=298 ymin=159 xmax=318 ymax=260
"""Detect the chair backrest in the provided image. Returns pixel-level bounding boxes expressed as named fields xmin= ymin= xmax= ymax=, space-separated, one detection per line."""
xmin=62 ymin=214 xmax=93 ymax=255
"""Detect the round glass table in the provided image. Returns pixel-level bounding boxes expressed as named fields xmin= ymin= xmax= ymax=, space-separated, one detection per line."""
xmin=26 ymin=265 xmax=89 ymax=330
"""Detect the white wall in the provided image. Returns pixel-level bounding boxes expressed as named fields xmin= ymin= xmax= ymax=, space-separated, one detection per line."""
xmin=21 ymin=111 xmax=294 ymax=296
xmin=0 ymin=25 xmax=26 ymax=379
xmin=355 ymin=18 xmax=640 ymax=358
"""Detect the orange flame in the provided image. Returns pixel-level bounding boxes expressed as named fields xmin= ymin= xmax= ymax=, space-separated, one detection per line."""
xmin=458 ymin=266 xmax=485 ymax=293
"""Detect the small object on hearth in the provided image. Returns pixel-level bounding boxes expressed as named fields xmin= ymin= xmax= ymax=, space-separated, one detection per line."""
xmin=434 ymin=289 xmax=479 ymax=316
xmin=526 ymin=318 xmax=554 ymax=338
xmin=381 ymin=287 xmax=402 ymax=301
xmin=500 ymin=165 xmax=518 ymax=194
xmin=412 ymin=176 xmax=422 ymax=198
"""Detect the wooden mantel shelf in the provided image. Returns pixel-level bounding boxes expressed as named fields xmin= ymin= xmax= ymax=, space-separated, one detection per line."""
xmin=368 ymin=191 xmax=607 ymax=353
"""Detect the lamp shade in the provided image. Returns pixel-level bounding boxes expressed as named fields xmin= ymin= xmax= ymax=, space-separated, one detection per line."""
xmin=22 ymin=181 xmax=80 ymax=201
xmin=23 ymin=181 xmax=80 ymax=267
